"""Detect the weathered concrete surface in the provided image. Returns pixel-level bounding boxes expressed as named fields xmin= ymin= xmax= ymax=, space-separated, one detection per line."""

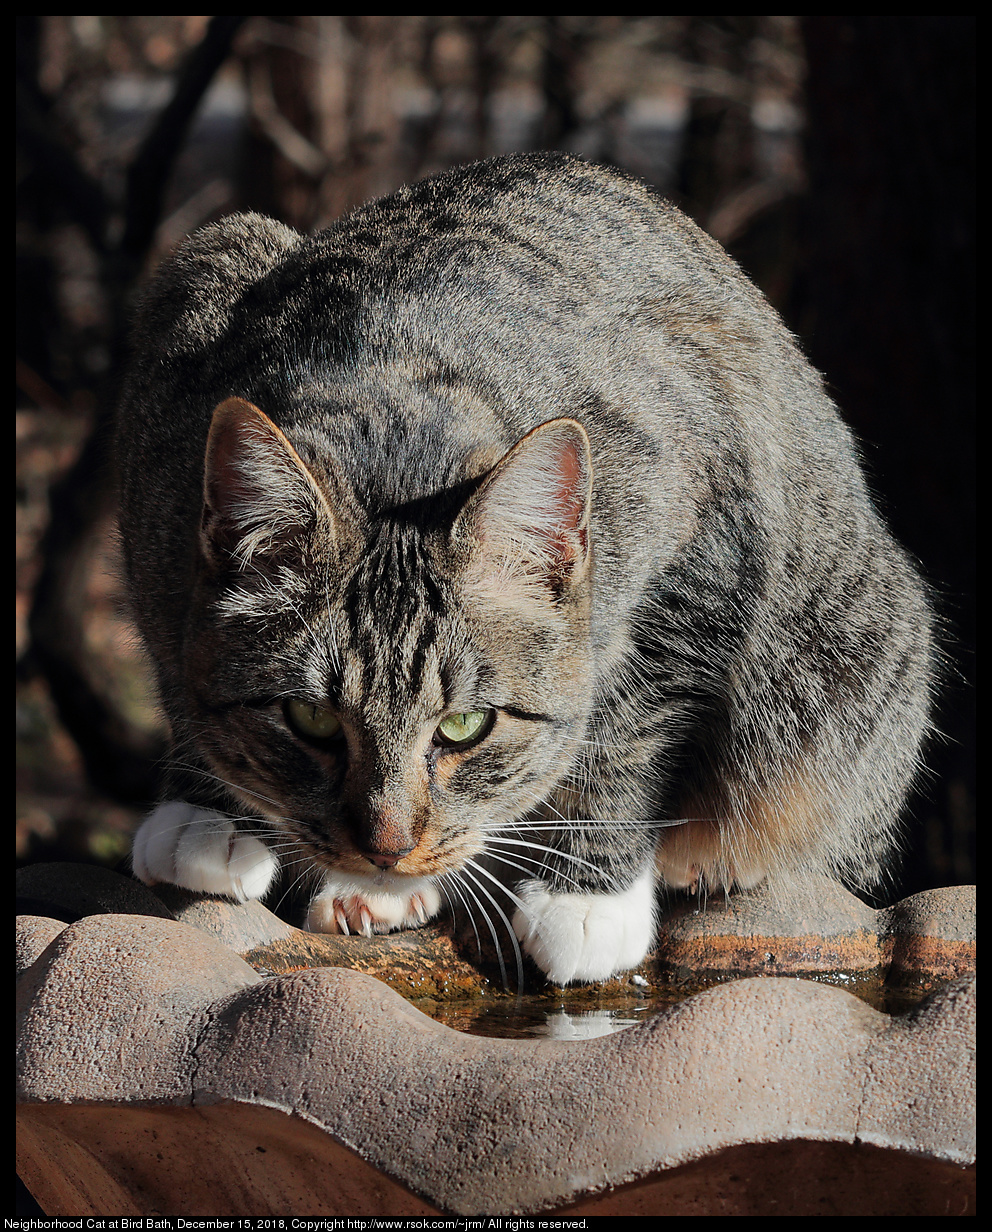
xmin=15 ymin=863 xmax=976 ymax=1216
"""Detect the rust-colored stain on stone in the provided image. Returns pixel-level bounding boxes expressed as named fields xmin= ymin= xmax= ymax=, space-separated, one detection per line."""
xmin=16 ymin=862 xmax=976 ymax=1216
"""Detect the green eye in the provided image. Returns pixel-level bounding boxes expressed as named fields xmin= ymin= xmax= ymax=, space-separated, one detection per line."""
xmin=435 ymin=710 xmax=494 ymax=748
xmin=286 ymin=699 xmax=342 ymax=742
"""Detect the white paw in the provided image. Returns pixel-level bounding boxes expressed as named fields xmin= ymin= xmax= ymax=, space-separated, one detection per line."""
xmin=131 ymin=801 xmax=279 ymax=901
xmin=512 ymin=865 xmax=657 ymax=984
xmin=306 ymin=871 xmax=442 ymax=937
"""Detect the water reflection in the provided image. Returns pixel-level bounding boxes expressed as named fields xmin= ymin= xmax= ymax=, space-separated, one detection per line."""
xmin=417 ymin=969 xmax=929 ymax=1040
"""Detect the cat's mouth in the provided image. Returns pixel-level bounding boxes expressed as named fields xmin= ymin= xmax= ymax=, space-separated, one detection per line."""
xmin=321 ymin=849 xmax=444 ymax=888
xmin=325 ymin=825 xmax=481 ymax=883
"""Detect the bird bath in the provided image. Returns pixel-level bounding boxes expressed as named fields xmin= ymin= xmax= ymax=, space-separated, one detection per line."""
xmin=16 ymin=862 xmax=975 ymax=1216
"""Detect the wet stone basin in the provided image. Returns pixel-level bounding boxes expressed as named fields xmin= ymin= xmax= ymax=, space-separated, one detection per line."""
xmin=16 ymin=862 xmax=976 ymax=1216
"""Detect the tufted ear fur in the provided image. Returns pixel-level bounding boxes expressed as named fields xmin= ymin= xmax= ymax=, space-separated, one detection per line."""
xmin=454 ymin=417 xmax=593 ymax=604
xmin=200 ymin=397 xmax=333 ymax=570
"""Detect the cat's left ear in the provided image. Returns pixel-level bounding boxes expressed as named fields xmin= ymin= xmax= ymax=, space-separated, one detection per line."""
xmin=200 ymin=397 xmax=333 ymax=569
xmin=455 ymin=417 xmax=593 ymax=600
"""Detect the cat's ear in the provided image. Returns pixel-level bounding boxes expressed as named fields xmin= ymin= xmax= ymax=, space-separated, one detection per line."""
xmin=455 ymin=417 xmax=593 ymax=602
xmin=200 ymin=397 xmax=333 ymax=569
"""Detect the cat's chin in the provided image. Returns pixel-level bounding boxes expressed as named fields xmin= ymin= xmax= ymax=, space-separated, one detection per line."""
xmin=306 ymin=871 xmax=442 ymax=937
xmin=511 ymin=864 xmax=657 ymax=985
xmin=131 ymin=801 xmax=280 ymax=901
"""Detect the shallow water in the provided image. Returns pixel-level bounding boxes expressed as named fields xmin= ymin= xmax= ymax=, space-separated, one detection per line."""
xmin=418 ymin=986 xmax=670 ymax=1040
xmin=411 ymin=969 xmax=932 ymax=1039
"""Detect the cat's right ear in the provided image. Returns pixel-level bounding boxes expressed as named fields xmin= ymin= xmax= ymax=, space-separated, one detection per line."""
xmin=200 ymin=398 xmax=335 ymax=570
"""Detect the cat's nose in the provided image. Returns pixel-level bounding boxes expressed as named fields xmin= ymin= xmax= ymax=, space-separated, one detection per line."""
xmin=362 ymin=846 xmax=415 ymax=869
xmin=354 ymin=799 xmax=418 ymax=868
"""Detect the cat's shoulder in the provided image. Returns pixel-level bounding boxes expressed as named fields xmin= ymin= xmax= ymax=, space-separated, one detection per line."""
xmin=130 ymin=211 xmax=302 ymax=364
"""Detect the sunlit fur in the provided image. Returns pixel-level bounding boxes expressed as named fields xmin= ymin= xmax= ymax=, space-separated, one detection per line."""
xmin=118 ymin=153 xmax=936 ymax=983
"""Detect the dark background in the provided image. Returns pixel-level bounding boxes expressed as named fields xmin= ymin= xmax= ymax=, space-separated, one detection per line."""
xmin=16 ymin=16 xmax=975 ymax=898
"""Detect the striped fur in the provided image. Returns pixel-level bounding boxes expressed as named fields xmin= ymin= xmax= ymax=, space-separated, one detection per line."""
xmin=117 ymin=154 xmax=935 ymax=983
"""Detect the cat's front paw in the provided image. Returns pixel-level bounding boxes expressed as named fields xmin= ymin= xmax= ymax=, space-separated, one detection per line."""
xmin=512 ymin=866 xmax=657 ymax=984
xmin=131 ymin=801 xmax=279 ymax=901
xmin=306 ymin=872 xmax=442 ymax=937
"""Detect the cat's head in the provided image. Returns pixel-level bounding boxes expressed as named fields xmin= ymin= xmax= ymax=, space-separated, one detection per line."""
xmin=182 ymin=397 xmax=595 ymax=892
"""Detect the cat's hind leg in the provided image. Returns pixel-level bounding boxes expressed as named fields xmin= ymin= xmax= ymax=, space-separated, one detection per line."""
xmin=131 ymin=801 xmax=279 ymax=901
xmin=306 ymin=871 xmax=442 ymax=937
xmin=512 ymin=863 xmax=657 ymax=984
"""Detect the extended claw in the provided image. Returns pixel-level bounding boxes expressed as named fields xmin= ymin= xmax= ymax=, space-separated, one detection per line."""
xmin=306 ymin=877 xmax=442 ymax=936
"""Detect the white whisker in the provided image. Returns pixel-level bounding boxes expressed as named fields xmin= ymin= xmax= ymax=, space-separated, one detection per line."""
xmin=458 ymin=861 xmax=525 ymax=993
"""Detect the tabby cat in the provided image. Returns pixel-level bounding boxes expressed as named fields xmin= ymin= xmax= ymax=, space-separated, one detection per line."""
xmin=118 ymin=152 xmax=934 ymax=984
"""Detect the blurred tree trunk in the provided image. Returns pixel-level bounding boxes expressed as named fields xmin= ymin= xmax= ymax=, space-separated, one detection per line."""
xmin=677 ymin=15 xmax=758 ymax=223
xmin=243 ymin=16 xmax=402 ymax=231
xmin=799 ymin=16 xmax=975 ymax=891
xmin=20 ymin=16 xmax=248 ymax=804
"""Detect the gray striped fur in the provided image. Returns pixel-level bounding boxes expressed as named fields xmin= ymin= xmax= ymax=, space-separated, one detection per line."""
xmin=117 ymin=153 xmax=935 ymax=978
